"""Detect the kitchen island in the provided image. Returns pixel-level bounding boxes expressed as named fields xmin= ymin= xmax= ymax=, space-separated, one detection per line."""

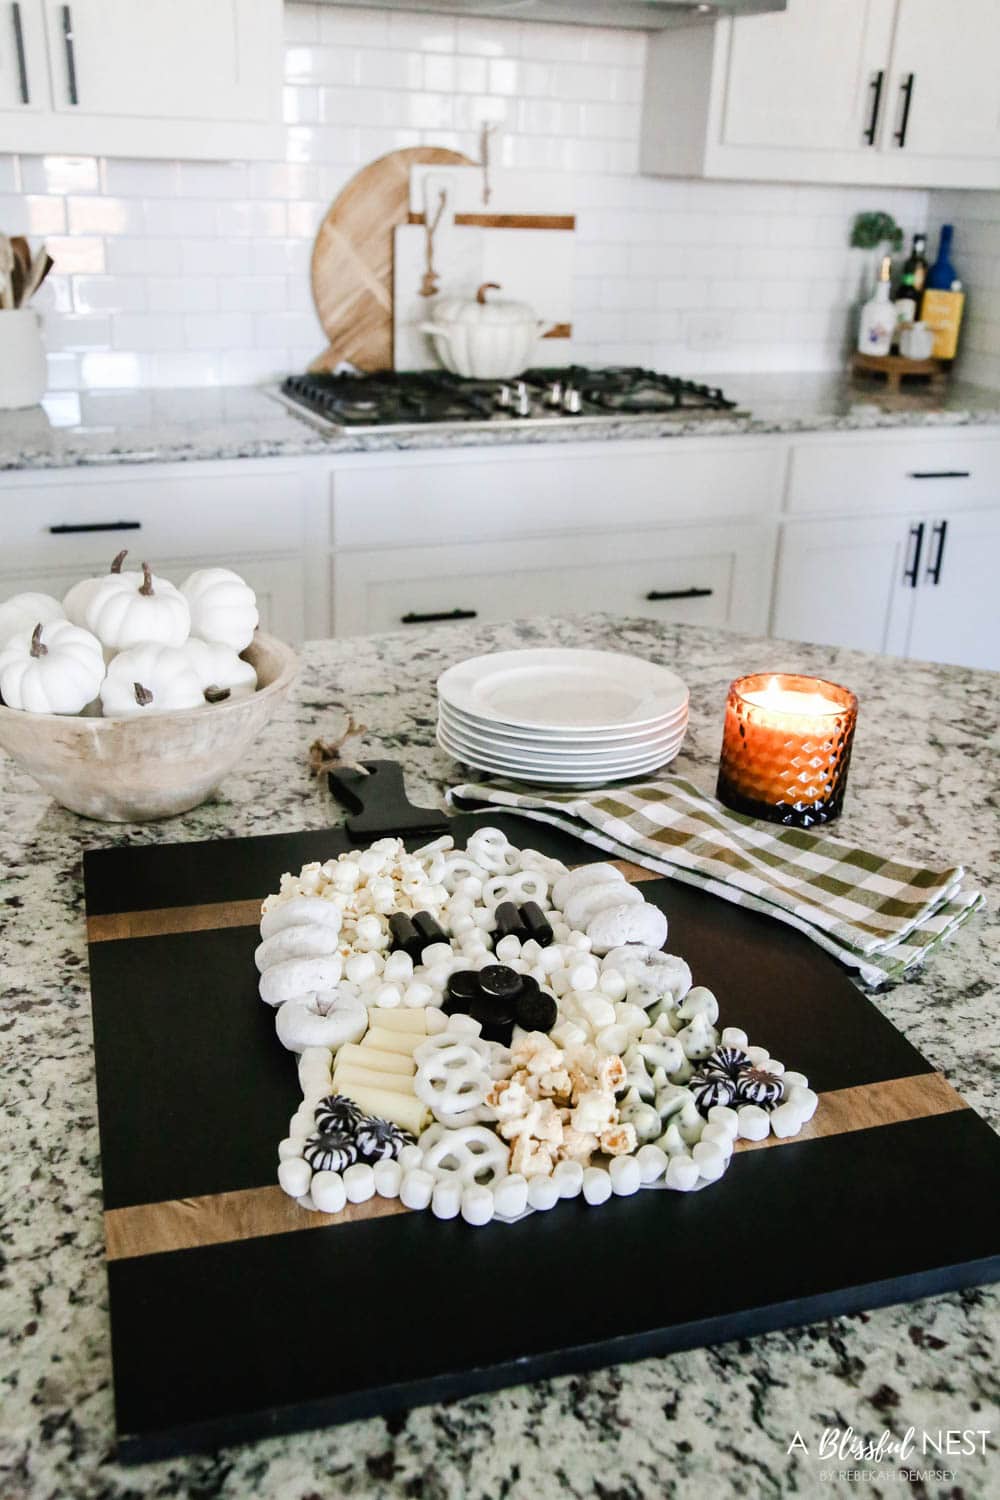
xmin=1 ymin=614 xmax=997 ymax=1500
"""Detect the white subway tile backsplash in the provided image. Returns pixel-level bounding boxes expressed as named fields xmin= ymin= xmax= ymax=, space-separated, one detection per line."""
xmin=5 ymin=2 xmax=952 ymax=390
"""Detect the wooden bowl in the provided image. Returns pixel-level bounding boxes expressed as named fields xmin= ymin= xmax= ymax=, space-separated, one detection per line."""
xmin=0 ymin=632 xmax=298 ymax=822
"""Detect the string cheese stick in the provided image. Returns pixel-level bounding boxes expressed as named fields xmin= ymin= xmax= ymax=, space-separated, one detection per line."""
xmin=337 ymin=1084 xmax=428 ymax=1136
xmin=364 ymin=1026 xmax=425 ymax=1056
xmin=365 ymin=1008 xmax=429 ymax=1034
xmin=332 ymin=1064 xmax=417 ymax=1098
xmin=336 ymin=1043 xmax=415 ymax=1076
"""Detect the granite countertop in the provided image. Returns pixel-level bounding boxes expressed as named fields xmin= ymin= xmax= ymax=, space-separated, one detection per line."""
xmin=1 ymin=615 xmax=998 ymax=1500
xmin=2 ymin=373 xmax=1000 ymax=471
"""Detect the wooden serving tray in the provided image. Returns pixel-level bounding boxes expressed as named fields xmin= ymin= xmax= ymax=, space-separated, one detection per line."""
xmin=84 ymin=784 xmax=1000 ymax=1462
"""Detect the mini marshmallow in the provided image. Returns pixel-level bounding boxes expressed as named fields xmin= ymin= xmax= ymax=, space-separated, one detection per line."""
xmin=706 ymin=1105 xmax=739 ymax=1140
xmin=461 ymin=1184 xmax=495 ymax=1226
xmin=432 ymin=1179 xmax=462 ymax=1220
xmin=720 ymin=1026 xmax=749 ymax=1048
xmin=582 ymin=1167 xmax=613 ymax=1206
xmin=343 ymin=1163 xmax=376 ymax=1203
xmin=372 ymin=982 xmax=402 ymax=1009
xmin=278 ymin=1157 xmax=311 ymax=1198
xmin=745 ymin=1045 xmax=770 ymax=1068
xmin=665 ymin=1154 xmax=699 ymax=1192
xmin=598 ymin=968 xmax=627 ymax=1001
xmin=783 ymin=1070 xmax=810 ymax=1091
xmin=552 ymin=1160 xmax=584 ymax=1199
xmin=404 ymin=981 xmax=435 ymax=1008
xmin=569 ymin=962 xmax=598 ymax=992
xmin=787 ymin=1085 xmax=819 ymax=1121
xmin=373 ymin=1159 xmax=403 ymax=1198
xmin=770 ymin=1101 xmax=806 ymax=1138
xmin=692 ymin=1140 xmax=728 ymax=1182
xmin=700 ymin=1122 xmax=735 ymax=1157
xmin=278 ymin=1135 xmax=306 ymax=1161
xmin=425 ymin=1008 xmax=448 ymax=1033
xmin=310 ymin=1170 xmax=347 ymax=1214
xmin=578 ymin=995 xmax=617 ymax=1031
xmin=495 ymin=935 xmax=522 ymax=963
xmin=493 ymin=1173 xmax=529 ymax=1218
xmin=450 ymin=914 xmax=475 ymax=937
xmin=397 ymin=1143 xmax=425 ymax=1172
xmin=635 ymin=1143 xmax=669 ymax=1184
xmin=767 ymin=1059 xmax=786 ymax=1077
xmin=595 ymin=1023 xmax=630 ymax=1055
xmin=422 ymin=941 xmax=453 ymax=967
xmin=400 ymin=1168 xmax=435 ymax=1211
xmin=609 ymin=1155 xmax=642 ymax=1196
xmin=355 ymin=915 xmax=383 ymax=948
xmin=382 ymin=950 xmax=414 ymax=984
xmin=527 ymin=1175 xmax=560 ymax=1212
xmin=736 ymin=1105 xmax=771 ymax=1142
xmin=564 ymin=931 xmax=593 ymax=953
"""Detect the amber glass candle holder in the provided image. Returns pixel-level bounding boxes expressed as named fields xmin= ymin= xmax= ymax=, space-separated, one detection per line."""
xmin=716 ymin=673 xmax=858 ymax=828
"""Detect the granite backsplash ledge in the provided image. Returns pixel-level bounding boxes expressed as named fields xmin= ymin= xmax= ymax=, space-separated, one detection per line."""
xmin=1 ymin=613 xmax=997 ymax=1499
xmin=2 ymin=372 xmax=1000 ymax=471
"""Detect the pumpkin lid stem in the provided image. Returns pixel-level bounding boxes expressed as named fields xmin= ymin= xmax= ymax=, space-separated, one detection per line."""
xmin=134 ymin=682 xmax=153 ymax=706
xmin=476 ymin=282 xmax=501 ymax=304
xmin=30 ymin=623 xmax=47 ymax=657
xmin=110 ymin=549 xmax=128 ymax=574
xmin=204 ymin=684 xmax=231 ymax=704
xmin=139 ymin=562 xmax=154 ymax=597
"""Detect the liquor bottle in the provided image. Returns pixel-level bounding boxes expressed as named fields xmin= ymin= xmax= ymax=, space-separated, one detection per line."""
xmin=857 ymin=255 xmax=895 ymax=357
xmin=894 ymin=232 xmax=928 ymax=327
xmin=922 ymin=225 xmax=964 ymax=363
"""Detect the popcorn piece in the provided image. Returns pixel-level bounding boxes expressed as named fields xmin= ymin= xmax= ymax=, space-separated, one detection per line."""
xmin=510 ymin=1134 xmax=555 ymax=1178
xmin=571 ymin=1089 xmax=616 ymax=1136
xmin=599 ymin=1122 xmax=638 ymax=1157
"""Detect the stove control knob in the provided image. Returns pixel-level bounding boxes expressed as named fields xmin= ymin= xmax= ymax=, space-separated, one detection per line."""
xmin=562 ymin=387 xmax=582 ymax=414
xmin=495 ymin=384 xmax=512 ymax=408
xmin=545 ymin=381 xmax=563 ymax=407
xmin=513 ymin=382 xmax=531 ymax=417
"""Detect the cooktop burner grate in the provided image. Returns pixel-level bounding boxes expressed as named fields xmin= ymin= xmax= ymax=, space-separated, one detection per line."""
xmin=280 ymin=367 xmax=739 ymax=431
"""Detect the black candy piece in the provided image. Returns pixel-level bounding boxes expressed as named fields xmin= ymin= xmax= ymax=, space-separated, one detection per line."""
xmin=515 ymin=987 xmax=558 ymax=1033
xmin=388 ymin=912 xmax=423 ymax=960
xmin=303 ymin=1132 xmax=357 ymax=1174
xmin=354 ymin=1116 xmax=414 ymax=1164
xmin=690 ymin=1074 xmax=736 ymax=1116
xmin=735 ymin=1068 xmax=784 ymax=1109
xmin=446 ymin=969 xmax=482 ymax=1005
xmin=494 ymin=901 xmax=529 ymax=942
xmin=520 ymin=901 xmax=554 ymax=947
xmin=705 ymin=1046 xmax=751 ymax=1081
xmin=314 ymin=1094 xmax=365 ymax=1136
xmin=412 ymin=910 xmax=448 ymax=946
xmin=478 ymin=964 xmax=522 ymax=1001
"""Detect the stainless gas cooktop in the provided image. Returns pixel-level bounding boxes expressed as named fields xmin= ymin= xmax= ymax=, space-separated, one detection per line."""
xmin=276 ymin=367 xmax=744 ymax=434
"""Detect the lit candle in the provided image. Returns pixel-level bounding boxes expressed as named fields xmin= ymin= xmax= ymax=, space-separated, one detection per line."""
xmin=716 ymin=673 xmax=858 ymax=828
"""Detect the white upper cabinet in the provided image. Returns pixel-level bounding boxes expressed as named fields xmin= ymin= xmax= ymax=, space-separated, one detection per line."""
xmin=641 ymin=0 xmax=1000 ymax=188
xmin=719 ymin=0 xmax=896 ymax=154
xmin=0 ymin=0 xmax=282 ymax=158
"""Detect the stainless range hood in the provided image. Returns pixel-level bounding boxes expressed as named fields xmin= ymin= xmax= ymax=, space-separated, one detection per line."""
xmin=315 ymin=1 xmax=785 ymax=30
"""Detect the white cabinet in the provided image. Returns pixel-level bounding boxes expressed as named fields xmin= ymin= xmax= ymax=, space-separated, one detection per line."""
xmin=333 ymin=522 xmax=776 ymax=639
xmin=773 ymin=509 xmax=1000 ymax=670
xmin=0 ymin=0 xmax=282 ymax=158
xmin=642 ymin=0 xmax=1000 ymax=189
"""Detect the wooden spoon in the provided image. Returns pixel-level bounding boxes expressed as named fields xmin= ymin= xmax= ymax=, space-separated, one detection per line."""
xmin=10 ymin=235 xmax=30 ymax=307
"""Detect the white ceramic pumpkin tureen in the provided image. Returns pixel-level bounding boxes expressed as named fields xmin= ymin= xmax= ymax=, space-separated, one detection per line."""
xmin=420 ymin=282 xmax=550 ymax=381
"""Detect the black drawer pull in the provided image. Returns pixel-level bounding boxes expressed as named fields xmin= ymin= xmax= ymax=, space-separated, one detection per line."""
xmin=61 ymin=4 xmax=78 ymax=106
xmin=926 ymin=519 xmax=948 ymax=585
xmin=863 ymin=68 xmax=884 ymax=146
xmin=645 ymin=587 xmax=714 ymax=602
xmin=12 ymin=3 xmax=29 ymax=104
xmin=903 ymin=521 xmax=925 ymax=588
xmin=908 ymin=470 xmax=970 ymax=480
xmin=894 ymin=71 xmax=914 ymax=148
xmin=400 ymin=608 xmax=478 ymax=625
xmin=49 ymin=520 xmax=142 ymax=534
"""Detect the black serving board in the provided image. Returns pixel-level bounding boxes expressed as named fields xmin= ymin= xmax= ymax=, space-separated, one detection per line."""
xmin=84 ymin=772 xmax=1000 ymax=1463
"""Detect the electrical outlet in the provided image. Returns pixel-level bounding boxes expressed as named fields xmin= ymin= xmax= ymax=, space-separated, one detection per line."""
xmin=685 ymin=312 xmax=733 ymax=351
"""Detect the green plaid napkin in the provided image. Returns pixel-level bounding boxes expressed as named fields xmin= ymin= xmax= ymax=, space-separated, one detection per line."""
xmin=448 ymin=776 xmax=983 ymax=989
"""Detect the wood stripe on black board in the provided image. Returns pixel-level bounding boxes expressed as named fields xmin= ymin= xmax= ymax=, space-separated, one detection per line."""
xmin=104 ymin=1073 xmax=967 ymax=1261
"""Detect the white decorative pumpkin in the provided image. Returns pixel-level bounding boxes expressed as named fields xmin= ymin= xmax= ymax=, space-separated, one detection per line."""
xmin=63 ymin=548 xmax=130 ymax=628
xmin=180 ymin=568 xmax=258 ymax=652
xmin=0 ymin=592 xmax=64 ymax=650
xmin=100 ymin=643 xmax=204 ymax=719
xmin=85 ymin=562 xmax=190 ymax=652
xmin=183 ymin=638 xmax=257 ymax=702
xmin=0 ymin=619 xmax=105 ymax=715
xmin=420 ymin=282 xmax=550 ymax=380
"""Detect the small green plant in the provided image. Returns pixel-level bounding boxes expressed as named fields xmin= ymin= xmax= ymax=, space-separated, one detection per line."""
xmin=850 ymin=211 xmax=903 ymax=252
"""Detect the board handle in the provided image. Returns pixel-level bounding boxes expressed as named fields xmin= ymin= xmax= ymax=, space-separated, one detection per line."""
xmin=327 ymin=760 xmax=450 ymax=841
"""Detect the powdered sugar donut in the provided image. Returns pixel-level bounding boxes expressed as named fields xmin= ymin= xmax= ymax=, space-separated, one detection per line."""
xmin=255 ymin=924 xmax=343 ymax=973
xmin=259 ymin=896 xmax=343 ymax=941
xmin=552 ymin=863 xmax=625 ymax=910
xmin=587 ymin=902 xmax=668 ymax=956
xmin=563 ymin=881 xmax=644 ymax=931
xmin=275 ymin=992 xmax=368 ymax=1053
xmin=259 ymin=954 xmax=344 ymax=1007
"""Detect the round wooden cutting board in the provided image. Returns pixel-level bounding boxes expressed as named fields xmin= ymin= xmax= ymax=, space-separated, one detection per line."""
xmin=309 ymin=146 xmax=473 ymax=374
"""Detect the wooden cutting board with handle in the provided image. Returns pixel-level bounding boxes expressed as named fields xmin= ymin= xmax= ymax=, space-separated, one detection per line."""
xmin=309 ymin=146 xmax=473 ymax=374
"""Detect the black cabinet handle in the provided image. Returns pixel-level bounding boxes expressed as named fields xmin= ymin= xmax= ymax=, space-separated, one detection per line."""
xmin=12 ymin=3 xmax=28 ymax=104
xmin=48 ymin=520 xmax=141 ymax=534
xmin=863 ymin=69 xmax=884 ymax=146
xmin=903 ymin=521 xmax=925 ymax=588
xmin=894 ymin=72 xmax=915 ymax=148
xmin=908 ymin=470 xmax=970 ymax=479
xmin=926 ymin=519 xmax=948 ymax=585
xmin=400 ymin=608 xmax=477 ymax=625
xmin=61 ymin=4 xmax=78 ymax=106
xmin=645 ymin=587 xmax=714 ymax=602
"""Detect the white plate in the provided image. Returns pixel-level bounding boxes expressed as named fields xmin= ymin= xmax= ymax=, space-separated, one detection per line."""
xmin=438 ymin=697 xmax=688 ymax=748
xmin=437 ymin=728 xmax=683 ymax=786
xmin=437 ymin=723 xmax=686 ymax=776
xmin=437 ymin=649 xmax=689 ymax=733
xmin=437 ymin=704 xmax=687 ymax=760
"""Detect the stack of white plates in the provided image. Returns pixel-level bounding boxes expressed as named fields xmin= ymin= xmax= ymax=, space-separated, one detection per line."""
xmin=436 ymin=648 xmax=689 ymax=787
